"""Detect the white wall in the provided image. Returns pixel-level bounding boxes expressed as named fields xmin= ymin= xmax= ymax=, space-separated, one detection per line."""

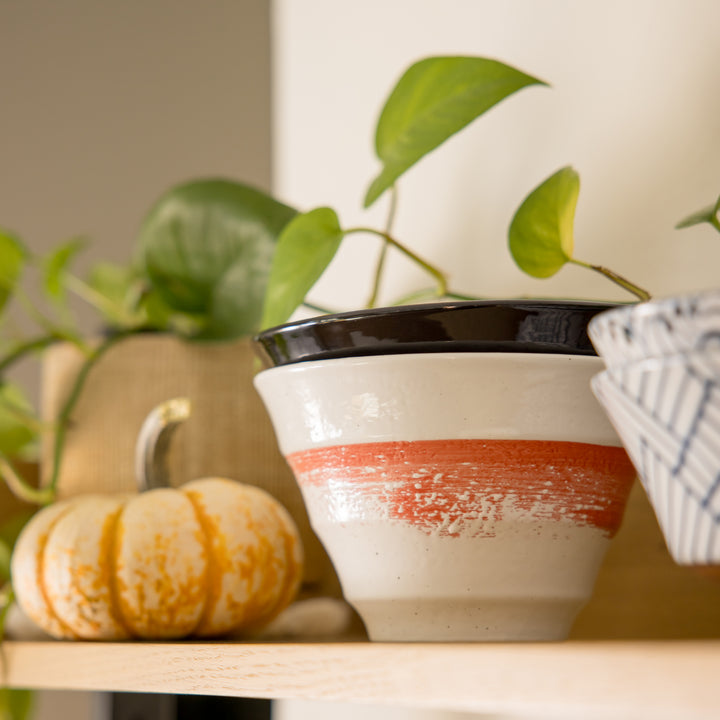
xmin=272 ymin=0 xmax=720 ymax=312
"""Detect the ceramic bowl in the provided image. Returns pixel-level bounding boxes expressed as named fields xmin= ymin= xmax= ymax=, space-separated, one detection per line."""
xmin=254 ymin=351 xmax=635 ymax=641
xmin=591 ymin=350 xmax=720 ymax=565
xmin=588 ymin=289 xmax=720 ymax=368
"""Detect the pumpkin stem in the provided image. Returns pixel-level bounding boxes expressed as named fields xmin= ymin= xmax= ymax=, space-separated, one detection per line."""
xmin=135 ymin=397 xmax=192 ymax=492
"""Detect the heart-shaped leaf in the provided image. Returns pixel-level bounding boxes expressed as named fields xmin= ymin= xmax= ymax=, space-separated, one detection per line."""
xmin=364 ymin=56 xmax=547 ymax=207
xmin=137 ymin=179 xmax=297 ymax=339
xmin=509 ymin=166 xmax=579 ymax=278
xmin=0 ymin=231 xmax=26 ymax=316
xmin=261 ymin=208 xmax=344 ymax=330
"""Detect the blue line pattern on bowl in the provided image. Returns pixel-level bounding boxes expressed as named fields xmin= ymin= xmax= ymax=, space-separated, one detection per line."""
xmin=592 ymin=349 xmax=720 ymax=564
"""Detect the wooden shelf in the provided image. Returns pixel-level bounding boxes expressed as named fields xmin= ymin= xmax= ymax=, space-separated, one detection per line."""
xmin=5 ymin=639 xmax=720 ymax=718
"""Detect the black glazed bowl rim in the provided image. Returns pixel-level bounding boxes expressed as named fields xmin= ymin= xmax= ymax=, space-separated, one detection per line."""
xmin=253 ymin=299 xmax=621 ymax=369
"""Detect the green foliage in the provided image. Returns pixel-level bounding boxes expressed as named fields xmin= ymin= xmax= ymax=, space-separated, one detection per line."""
xmin=137 ymin=179 xmax=298 ymax=340
xmin=676 ymin=193 xmax=720 ymax=233
xmin=0 ymin=510 xmax=34 ymax=584
xmin=0 ymin=513 xmax=33 ymax=558
xmin=86 ymin=262 xmax=145 ymax=327
xmin=365 ymin=56 xmax=546 ymax=207
xmin=0 ymin=385 xmax=36 ymax=460
xmin=509 ymin=166 xmax=579 ymax=278
xmin=0 ymin=688 xmax=33 ymax=720
xmin=261 ymin=208 xmax=344 ymax=329
xmin=0 ymin=232 xmax=25 ymax=318
xmin=86 ymin=262 xmax=172 ymax=331
xmin=262 ymin=55 xmax=547 ymax=326
xmin=42 ymin=238 xmax=87 ymax=309
xmin=508 ymin=166 xmax=650 ymax=301
xmin=0 ymin=540 xmax=9 ymax=584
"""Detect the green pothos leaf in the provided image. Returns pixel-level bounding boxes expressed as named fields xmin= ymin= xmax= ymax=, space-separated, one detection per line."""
xmin=261 ymin=208 xmax=344 ymax=330
xmin=508 ymin=166 xmax=579 ymax=278
xmin=137 ymin=179 xmax=297 ymax=339
xmin=365 ymin=56 xmax=547 ymax=207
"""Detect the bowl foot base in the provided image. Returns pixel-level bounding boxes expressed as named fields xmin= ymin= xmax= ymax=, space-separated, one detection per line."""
xmin=353 ymin=597 xmax=583 ymax=642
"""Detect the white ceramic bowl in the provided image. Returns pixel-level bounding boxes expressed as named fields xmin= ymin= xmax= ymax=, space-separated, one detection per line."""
xmin=255 ymin=352 xmax=635 ymax=641
xmin=588 ymin=289 xmax=720 ymax=368
xmin=591 ymin=352 xmax=720 ymax=564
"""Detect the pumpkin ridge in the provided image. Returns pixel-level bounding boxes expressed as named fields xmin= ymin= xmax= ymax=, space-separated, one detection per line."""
xmin=36 ymin=505 xmax=78 ymax=639
xmin=252 ymin=499 xmax=302 ymax=629
xmin=237 ymin=500 xmax=273 ymax=628
xmin=104 ymin=503 xmax=135 ymax=639
xmin=182 ymin=489 xmax=216 ymax=636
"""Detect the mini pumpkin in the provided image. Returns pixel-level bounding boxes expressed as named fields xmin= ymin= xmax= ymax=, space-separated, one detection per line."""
xmin=11 ymin=398 xmax=303 ymax=640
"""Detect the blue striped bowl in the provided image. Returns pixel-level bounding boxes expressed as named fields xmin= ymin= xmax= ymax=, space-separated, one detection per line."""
xmin=591 ymin=353 xmax=720 ymax=565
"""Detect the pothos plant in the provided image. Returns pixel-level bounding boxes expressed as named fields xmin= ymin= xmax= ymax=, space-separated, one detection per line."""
xmin=259 ymin=55 xmax=719 ymax=330
xmin=259 ymin=56 xmax=655 ymax=330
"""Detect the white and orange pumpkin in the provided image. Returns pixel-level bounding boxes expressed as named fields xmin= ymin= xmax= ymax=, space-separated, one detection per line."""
xmin=11 ymin=398 xmax=303 ymax=640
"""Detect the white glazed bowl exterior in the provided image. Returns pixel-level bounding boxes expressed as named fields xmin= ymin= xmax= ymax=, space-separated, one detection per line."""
xmin=591 ymin=352 xmax=720 ymax=565
xmin=588 ymin=289 xmax=720 ymax=368
xmin=255 ymin=353 xmax=635 ymax=641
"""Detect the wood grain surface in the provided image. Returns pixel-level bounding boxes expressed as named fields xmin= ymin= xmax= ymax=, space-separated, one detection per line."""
xmin=5 ymin=640 xmax=720 ymax=719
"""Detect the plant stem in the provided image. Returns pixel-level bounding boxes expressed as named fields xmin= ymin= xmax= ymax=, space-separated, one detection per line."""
xmin=46 ymin=332 xmax=130 ymax=495
xmin=390 ymin=288 xmax=481 ymax=306
xmin=0 ymin=397 xmax=45 ymax=435
xmin=366 ymin=187 xmax=399 ymax=308
xmin=0 ymin=454 xmax=54 ymax=505
xmin=14 ymin=288 xmax=57 ymax=336
xmin=345 ymin=226 xmax=448 ymax=301
xmin=0 ymin=581 xmax=14 ymax=674
xmin=64 ymin=273 xmax=135 ymax=326
xmin=569 ymin=259 xmax=651 ymax=302
xmin=0 ymin=335 xmax=59 ymax=376
xmin=301 ymin=301 xmax=337 ymax=316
